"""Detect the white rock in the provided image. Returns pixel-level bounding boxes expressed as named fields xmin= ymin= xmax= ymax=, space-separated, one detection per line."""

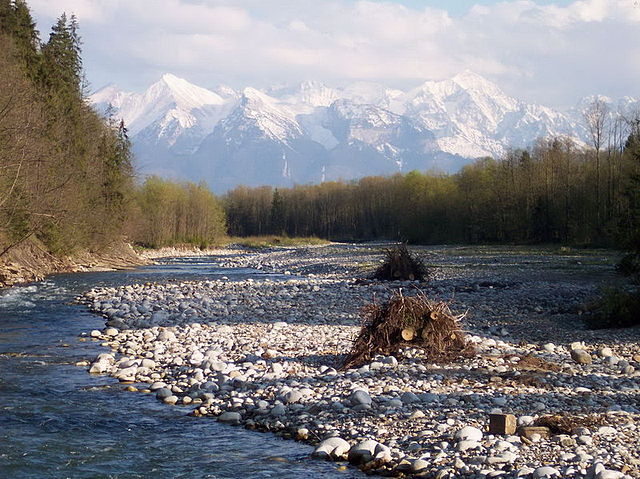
xmin=455 ymin=426 xmax=483 ymax=442
xmin=533 ymin=466 xmax=561 ymax=478
xmin=312 ymin=437 xmax=351 ymax=460
xmin=456 ymin=440 xmax=481 ymax=452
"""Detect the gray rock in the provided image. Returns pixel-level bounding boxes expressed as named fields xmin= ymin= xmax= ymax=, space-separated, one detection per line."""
xmin=596 ymin=471 xmax=624 ymax=479
xmin=487 ymin=451 xmax=517 ymax=464
xmin=218 ymin=411 xmax=242 ymax=425
xmin=348 ymin=439 xmax=379 ymax=464
xmin=456 ymin=440 xmax=481 ymax=452
xmin=599 ymin=347 xmax=613 ymax=357
xmin=270 ymin=404 xmax=286 ymax=416
xmin=517 ymin=415 xmax=535 ymax=427
xmin=312 ymin=437 xmax=351 ymax=460
xmin=412 ymin=458 xmax=430 ymax=472
xmin=571 ymin=349 xmax=592 ymax=365
xmin=350 ymin=389 xmax=372 ymax=407
xmin=155 ymin=388 xmax=173 ymax=400
xmin=113 ymin=366 xmax=137 ymax=382
xmin=533 ymin=466 xmax=561 ymax=478
xmin=401 ymin=391 xmax=419 ymax=404
xmin=284 ymin=390 xmax=303 ymax=404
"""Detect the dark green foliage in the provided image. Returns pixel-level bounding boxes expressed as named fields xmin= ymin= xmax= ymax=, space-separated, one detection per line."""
xmin=270 ymin=188 xmax=285 ymax=235
xmin=373 ymin=244 xmax=429 ymax=282
xmin=616 ymin=253 xmax=640 ymax=281
xmin=585 ymin=121 xmax=640 ymax=330
xmin=40 ymin=13 xmax=83 ymax=96
xmin=224 ymin=133 xmax=640 ymax=249
xmin=586 ymin=287 xmax=640 ymax=329
xmin=0 ymin=0 xmax=39 ymax=75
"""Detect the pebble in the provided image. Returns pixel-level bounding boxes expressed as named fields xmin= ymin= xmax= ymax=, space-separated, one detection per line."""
xmin=218 ymin=411 xmax=241 ymax=425
xmin=532 ymin=466 xmax=561 ymax=478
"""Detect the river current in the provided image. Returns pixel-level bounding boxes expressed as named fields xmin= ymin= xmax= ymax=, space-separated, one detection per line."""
xmin=0 ymin=257 xmax=363 ymax=478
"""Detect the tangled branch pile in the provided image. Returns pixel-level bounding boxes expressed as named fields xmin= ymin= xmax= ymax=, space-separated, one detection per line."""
xmin=341 ymin=291 xmax=472 ymax=370
xmin=373 ymin=244 xmax=429 ymax=282
xmin=533 ymin=414 xmax=606 ymax=435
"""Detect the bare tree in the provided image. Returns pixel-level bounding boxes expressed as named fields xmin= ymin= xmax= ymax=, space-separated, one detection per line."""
xmin=583 ymin=97 xmax=610 ymax=224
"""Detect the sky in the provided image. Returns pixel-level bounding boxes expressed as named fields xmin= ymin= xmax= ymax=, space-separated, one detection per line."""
xmin=28 ymin=0 xmax=640 ymax=109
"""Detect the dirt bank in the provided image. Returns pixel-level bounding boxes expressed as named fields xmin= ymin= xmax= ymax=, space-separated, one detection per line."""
xmin=0 ymin=238 xmax=146 ymax=288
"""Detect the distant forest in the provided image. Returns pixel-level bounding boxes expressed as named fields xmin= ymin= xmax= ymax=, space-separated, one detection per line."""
xmin=224 ymin=120 xmax=640 ymax=248
xmin=1 ymin=0 xmax=639 ymax=262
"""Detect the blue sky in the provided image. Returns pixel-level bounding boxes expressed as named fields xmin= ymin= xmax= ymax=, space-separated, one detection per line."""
xmin=28 ymin=0 xmax=640 ymax=108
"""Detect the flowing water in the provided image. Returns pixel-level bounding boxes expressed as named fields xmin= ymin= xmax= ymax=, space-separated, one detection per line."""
xmin=0 ymin=257 xmax=363 ymax=478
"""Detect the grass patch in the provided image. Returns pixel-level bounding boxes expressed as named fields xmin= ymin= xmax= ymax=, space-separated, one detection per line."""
xmin=224 ymin=236 xmax=329 ymax=249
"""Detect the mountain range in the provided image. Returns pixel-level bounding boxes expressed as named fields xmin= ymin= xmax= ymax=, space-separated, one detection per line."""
xmin=90 ymin=71 xmax=638 ymax=193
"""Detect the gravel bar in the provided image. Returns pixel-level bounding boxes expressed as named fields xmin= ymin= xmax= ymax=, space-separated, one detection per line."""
xmin=78 ymin=244 xmax=640 ymax=479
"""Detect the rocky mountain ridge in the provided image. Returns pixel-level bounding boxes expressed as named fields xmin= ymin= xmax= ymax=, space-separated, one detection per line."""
xmin=90 ymin=72 xmax=638 ymax=192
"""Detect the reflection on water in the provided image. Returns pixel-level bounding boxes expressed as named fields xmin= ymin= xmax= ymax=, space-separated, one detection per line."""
xmin=0 ymin=257 xmax=362 ymax=478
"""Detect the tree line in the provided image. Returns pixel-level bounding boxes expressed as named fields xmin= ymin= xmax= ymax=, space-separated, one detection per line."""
xmin=224 ymin=116 xmax=640 ymax=248
xmin=0 ymin=1 xmax=134 ymax=256
xmin=0 ymin=1 xmax=227 ymax=258
xmin=129 ymin=177 xmax=226 ymax=248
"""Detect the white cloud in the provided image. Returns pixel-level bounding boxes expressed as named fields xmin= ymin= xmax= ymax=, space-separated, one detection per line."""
xmin=28 ymin=0 xmax=640 ymax=108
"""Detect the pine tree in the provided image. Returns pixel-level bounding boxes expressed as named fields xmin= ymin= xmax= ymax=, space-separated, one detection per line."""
xmin=270 ymin=188 xmax=285 ymax=235
xmin=0 ymin=0 xmax=39 ymax=75
xmin=41 ymin=13 xmax=82 ymax=95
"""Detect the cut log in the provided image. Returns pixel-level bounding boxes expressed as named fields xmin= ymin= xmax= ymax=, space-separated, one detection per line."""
xmin=401 ymin=328 xmax=415 ymax=341
xmin=489 ymin=413 xmax=517 ymax=435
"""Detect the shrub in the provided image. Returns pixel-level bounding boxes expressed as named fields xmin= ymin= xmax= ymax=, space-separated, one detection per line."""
xmin=586 ymin=287 xmax=640 ymax=329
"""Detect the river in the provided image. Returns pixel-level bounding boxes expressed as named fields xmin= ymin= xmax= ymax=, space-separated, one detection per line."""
xmin=0 ymin=257 xmax=363 ymax=478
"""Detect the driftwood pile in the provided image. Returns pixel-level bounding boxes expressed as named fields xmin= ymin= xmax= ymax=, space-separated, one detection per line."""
xmin=341 ymin=291 xmax=472 ymax=370
xmin=373 ymin=244 xmax=429 ymax=282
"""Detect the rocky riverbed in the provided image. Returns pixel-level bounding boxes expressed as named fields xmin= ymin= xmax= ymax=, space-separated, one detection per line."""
xmin=78 ymin=244 xmax=640 ymax=479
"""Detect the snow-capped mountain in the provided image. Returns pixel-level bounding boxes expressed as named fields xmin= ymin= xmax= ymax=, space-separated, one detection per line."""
xmin=89 ymin=72 xmax=638 ymax=192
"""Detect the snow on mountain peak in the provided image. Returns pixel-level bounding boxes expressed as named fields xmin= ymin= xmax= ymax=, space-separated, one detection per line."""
xmin=89 ymin=84 xmax=126 ymax=106
xmin=229 ymin=87 xmax=302 ymax=142
xmin=152 ymin=73 xmax=225 ymax=109
xmin=88 ymin=71 xmax=635 ymax=192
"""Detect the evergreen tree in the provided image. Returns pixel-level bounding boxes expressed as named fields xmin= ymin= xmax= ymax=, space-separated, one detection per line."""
xmin=41 ymin=13 xmax=82 ymax=95
xmin=0 ymin=0 xmax=39 ymax=75
xmin=270 ymin=188 xmax=286 ymax=235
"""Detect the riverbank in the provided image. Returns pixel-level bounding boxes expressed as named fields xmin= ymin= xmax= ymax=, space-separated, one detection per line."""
xmin=0 ymin=238 xmax=328 ymax=289
xmin=80 ymin=245 xmax=639 ymax=478
xmin=0 ymin=239 xmax=147 ymax=289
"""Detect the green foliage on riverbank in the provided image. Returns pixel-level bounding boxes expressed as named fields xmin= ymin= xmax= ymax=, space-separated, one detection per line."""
xmin=129 ymin=176 xmax=226 ymax=249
